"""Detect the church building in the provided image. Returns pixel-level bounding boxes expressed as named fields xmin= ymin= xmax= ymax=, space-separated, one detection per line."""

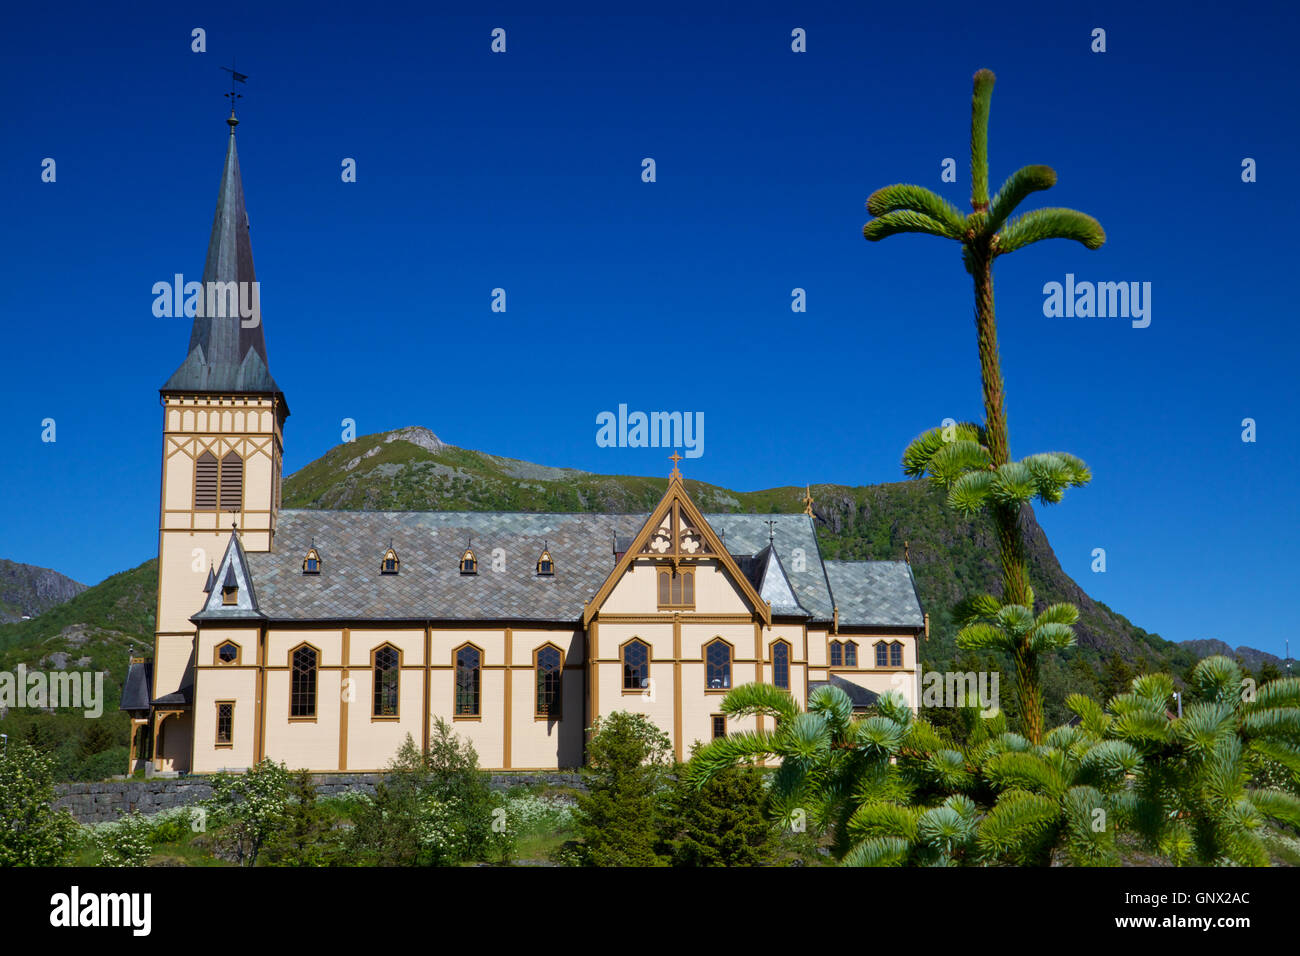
xmin=122 ymin=112 xmax=926 ymax=774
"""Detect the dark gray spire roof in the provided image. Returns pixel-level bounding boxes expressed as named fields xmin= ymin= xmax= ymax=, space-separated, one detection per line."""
xmin=162 ymin=126 xmax=285 ymax=403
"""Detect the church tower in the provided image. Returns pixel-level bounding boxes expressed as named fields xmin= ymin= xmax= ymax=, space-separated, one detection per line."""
xmin=149 ymin=109 xmax=288 ymax=772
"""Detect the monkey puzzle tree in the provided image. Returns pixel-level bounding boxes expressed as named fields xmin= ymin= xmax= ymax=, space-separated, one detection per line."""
xmin=862 ymin=70 xmax=1105 ymax=742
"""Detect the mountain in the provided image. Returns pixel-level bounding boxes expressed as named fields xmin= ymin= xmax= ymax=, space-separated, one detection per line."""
xmin=0 ymin=426 xmax=1279 ymax=741
xmin=283 ymin=428 xmax=1196 ymax=682
xmin=1179 ymin=639 xmax=1285 ymax=674
xmin=0 ymin=559 xmax=87 ymax=623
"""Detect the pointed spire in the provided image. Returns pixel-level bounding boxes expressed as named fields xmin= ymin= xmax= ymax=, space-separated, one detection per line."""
xmin=162 ymin=108 xmax=284 ymax=406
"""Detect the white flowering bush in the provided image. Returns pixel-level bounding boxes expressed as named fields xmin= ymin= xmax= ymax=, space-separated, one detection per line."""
xmin=501 ymin=793 xmax=576 ymax=835
xmin=202 ymin=759 xmax=292 ymax=866
xmin=416 ymin=796 xmax=471 ymax=864
xmin=94 ymin=810 xmax=153 ymax=867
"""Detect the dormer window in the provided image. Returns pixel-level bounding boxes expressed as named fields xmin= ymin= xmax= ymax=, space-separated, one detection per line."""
xmin=460 ymin=548 xmax=478 ymax=574
xmin=302 ymin=547 xmax=321 ymax=574
xmin=220 ymin=565 xmax=239 ymax=605
xmin=381 ymin=548 xmax=400 ymax=574
xmin=536 ymin=549 xmax=554 ymax=576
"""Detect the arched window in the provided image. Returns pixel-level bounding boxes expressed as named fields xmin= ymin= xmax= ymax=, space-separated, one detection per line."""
xmin=215 ymin=641 xmax=240 ymax=665
xmin=844 ymin=641 xmax=858 ymax=667
xmin=705 ymin=639 xmax=732 ymax=690
xmin=536 ymin=645 xmax=563 ymax=718
xmin=455 ymin=645 xmax=481 ymax=717
xmin=460 ymin=549 xmax=477 ymax=574
xmin=537 ymin=549 xmax=554 ymax=575
xmin=772 ymin=641 xmax=790 ymax=690
xmin=302 ymin=548 xmax=321 ymax=574
xmin=290 ymin=645 xmax=318 ymax=718
xmin=373 ymin=645 xmax=400 ymax=717
xmin=381 ymin=548 xmax=399 ymax=574
xmin=890 ymin=641 xmax=904 ymax=668
xmin=219 ymin=451 xmax=243 ymax=511
xmin=657 ymin=567 xmax=694 ymax=608
xmin=195 ymin=451 xmax=218 ymax=509
xmin=830 ymin=640 xmax=843 ymax=667
xmin=622 ymin=640 xmax=650 ymax=690
xmin=875 ymin=641 xmax=888 ymax=667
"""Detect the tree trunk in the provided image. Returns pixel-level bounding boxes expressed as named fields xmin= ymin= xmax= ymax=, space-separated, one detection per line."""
xmin=973 ymin=250 xmax=1040 ymax=743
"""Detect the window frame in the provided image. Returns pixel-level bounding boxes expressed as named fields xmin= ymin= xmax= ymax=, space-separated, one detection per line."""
xmin=289 ymin=643 xmax=320 ymax=721
xmin=656 ymin=566 xmax=695 ymax=610
xmin=215 ymin=700 xmax=235 ymax=748
xmin=371 ymin=644 xmax=401 ymax=720
xmin=704 ymin=638 xmax=733 ymax=693
xmin=534 ymin=643 xmax=564 ymax=719
xmin=829 ymin=640 xmax=843 ymax=667
xmin=711 ymin=714 xmax=726 ymax=740
xmin=771 ymin=639 xmax=791 ymax=690
xmin=454 ymin=643 xmax=483 ymax=719
xmin=621 ymin=638 xmax=651 ymax=693
xmin=214 ymin=640 xmax=241 ymax=666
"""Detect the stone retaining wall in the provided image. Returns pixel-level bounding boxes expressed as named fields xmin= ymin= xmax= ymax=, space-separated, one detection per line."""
xmin=54 ymin=772 xmax=584 ymax=823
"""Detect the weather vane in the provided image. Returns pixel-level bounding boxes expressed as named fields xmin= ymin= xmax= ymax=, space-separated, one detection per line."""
xmin=222 ymin=60 xmax=248 ymax=123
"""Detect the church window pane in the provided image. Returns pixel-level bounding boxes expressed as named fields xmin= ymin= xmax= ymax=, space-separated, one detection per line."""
xmin=623 ymin=640 xmax=649 ymax=690
xmin=291 ymin=646 xmax=318 ymax=717
xmin=705 ymin=640 xmax=731 ymax=690
xmin=536 ymin=646 xmax=562 ymax=718
xmin=373 ymin=646 xmax=399 ymax=717
xmin=456 ymin=646 xmax=481 ymax=717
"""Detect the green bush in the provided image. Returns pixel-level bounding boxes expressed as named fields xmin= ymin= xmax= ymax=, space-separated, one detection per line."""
xmin=574 ymin=712 xmax=673 ymax=867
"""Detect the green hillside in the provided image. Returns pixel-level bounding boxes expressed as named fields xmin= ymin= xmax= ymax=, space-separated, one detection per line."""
xmin=0 ymin=426 xmax=1220 ymax=776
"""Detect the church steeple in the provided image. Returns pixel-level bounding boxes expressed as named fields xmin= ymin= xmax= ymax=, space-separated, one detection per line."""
xmin=162 ymin=114 xmax=285 ymax=407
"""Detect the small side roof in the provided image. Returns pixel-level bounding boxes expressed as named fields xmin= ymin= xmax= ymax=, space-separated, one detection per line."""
xmin=824 ymin=560 xmax=924 ymax=628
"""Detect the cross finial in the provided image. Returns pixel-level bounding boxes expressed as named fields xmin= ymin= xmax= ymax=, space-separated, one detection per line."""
xmin=904 ymin=540 xmax=911 ymax=564
xmin=668 ymin=452 xmax=683 ymax=477
xmin=802 ymin=484 xmax=814 ymax=517
xmin=766 ymin=519 xmax=777 ymax=545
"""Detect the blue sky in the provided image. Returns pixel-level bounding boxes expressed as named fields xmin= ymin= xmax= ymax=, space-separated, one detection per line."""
xmin=1 ymin=1 xmax=1295 ymax=657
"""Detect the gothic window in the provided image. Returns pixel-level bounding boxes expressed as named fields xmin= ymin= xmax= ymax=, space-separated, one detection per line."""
xmin=455 ymin=645 xmax=481 ymax=717
xmin=657 ymin=568 xmax=695 ymax=608
xmin=622 ymin=640 xmax=650 ymax=690
xmin=875 ymin=641 xmax=888 ymax=667
xmin=830 ymin=640 xmax=843 ymax=667
xmin=373 ymin=645 xmax=400 ymax=717
xmin=219 ymin=451 xmax=243 ymax=511
xmin=195 ymin=451 xmax=218 ymax=509
xmin=890 ymin=641 xmax=904 ymax=668
xmin=536 ymin=645 xmax=562 ymax=718
xmin=537 ymin=549 xmax=554 ymax=576
xmin=705 ymin=639 xmax=732 ymax=690
xmin=291 ymin=645 xmax=318 ymax=718
xmin=381 ymin=548 xmax=399 ymax=574
xmin=845 ymin=641 xmax=858 ymax=667
xmin=460 ymin=549 xmax=477 ymax=574
xmin=216 ymin=641 xmax=240 ymax=665
xmin=302 ymin=548 xmax=321 ymax=574
xmin=772 ymin=641 xmax=790 ymax=690
xmin=215 ymin=702 xmax=234 ymax=745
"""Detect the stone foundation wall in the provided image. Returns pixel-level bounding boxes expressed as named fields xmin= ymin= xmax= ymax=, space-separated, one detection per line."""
xmin=54 ymin=772 xmax=584 ymax=823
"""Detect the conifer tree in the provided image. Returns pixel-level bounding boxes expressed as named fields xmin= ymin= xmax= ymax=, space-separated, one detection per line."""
xmin=863 ymin=70 xmax=1105 ymax=742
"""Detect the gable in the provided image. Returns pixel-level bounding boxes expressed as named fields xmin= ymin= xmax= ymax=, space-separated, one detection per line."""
xmin=584 ymin=474 xmax=771 ymax=625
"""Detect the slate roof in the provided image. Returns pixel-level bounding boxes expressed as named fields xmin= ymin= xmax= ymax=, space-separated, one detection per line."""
xmin=823 ymin=560 xmax=924 ymax=628
xmin=809 ymin=675 xmax=881 ymax=709
xmin=215 ymin=509 xmax=893 ymax=625
xmin=162 ymin=125 xmax=285 ymax=403
xmin=120 ymin=661 xmax=154 ymax=712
